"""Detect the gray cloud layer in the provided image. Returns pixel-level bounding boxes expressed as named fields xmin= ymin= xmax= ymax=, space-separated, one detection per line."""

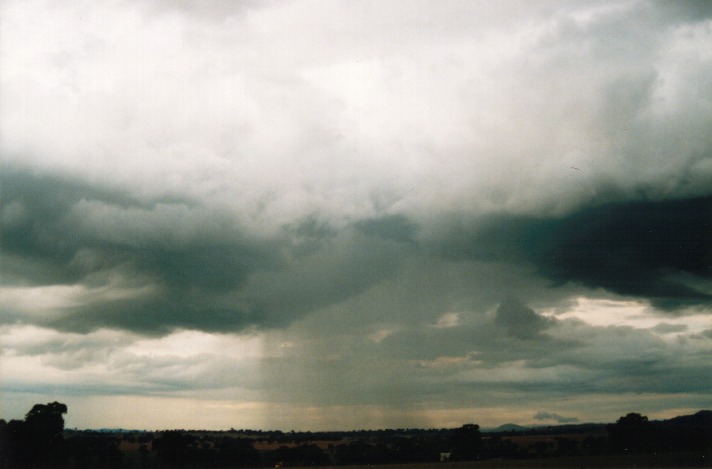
xmin=1 ymin=0 xmax=711 ymax=429
xmin=2 ymin=166 xmax=710 ymax=334
xmin=440 ymin=197 xmax=712 ymax=310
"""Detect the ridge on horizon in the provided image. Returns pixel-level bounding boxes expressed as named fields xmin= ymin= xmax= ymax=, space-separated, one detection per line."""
xmin=70 ymin=409 xmax=712 ymax=434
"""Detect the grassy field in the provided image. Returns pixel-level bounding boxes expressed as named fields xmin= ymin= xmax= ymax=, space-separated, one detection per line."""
xmin=115 ymin=436 xmax=711 ymax=468
xmin=271 ymin=452 xmax=711 ymax=469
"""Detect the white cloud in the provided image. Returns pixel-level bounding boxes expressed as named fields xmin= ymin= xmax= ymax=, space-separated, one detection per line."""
xmin=546 ymin=297 xmax=712 ymax=336
xmin=4 ymin=0 xmax=711 ymax=235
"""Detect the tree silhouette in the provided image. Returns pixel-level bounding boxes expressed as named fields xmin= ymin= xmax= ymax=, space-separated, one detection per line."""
xmin=608 ymin=412 xmax=655 ymax=454
xmin=152 ymin=431 xmax=200 ymax=467
xmin=0 ymin=401 xmax=68 ymax=468
xmin=215 ymin=436 xmax=261 ymax=467
xmin=25 ymin=402 xmax=67 ymax=438
xmin=65 ymin=432 xmax=123 ymax=468
xmin=451 ymin=423 xmax=482 ymax=461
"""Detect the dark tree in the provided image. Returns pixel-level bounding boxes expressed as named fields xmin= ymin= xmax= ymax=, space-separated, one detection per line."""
xmin=215 ymin=437 xmax=261 ymax=467
xmin=0 ymin=401 xmax=68 ymax=468
xmin=334 ymin=440 xmax=383 ymax=465
xmin=27 ymin=401 xmax=69 ymax=466
xmin=608 ymin=412 xmax=656 ymax=454
xmin=25 ymin=402 xmax=68 ymax=431
xmin=152 ymin=431 xmax=201 ymax=467
xmin=481 ymin=435 xmax=521 ymax=459
xmin=388 ymin=436 xmax=441 ymax=463
xmin=267 ymin=443 xmax=328 ymax=467
xmin=451 ymin=423 xmax=482 ymax=461
xmin=65 ymin=433 xmax=123 ymax=469
xmin=0 ymin=419 xmax=12 ymax=467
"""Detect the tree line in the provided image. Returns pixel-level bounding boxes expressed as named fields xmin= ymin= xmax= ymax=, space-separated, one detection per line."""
xmin=1 ymin=403 xmax=710 ymax=468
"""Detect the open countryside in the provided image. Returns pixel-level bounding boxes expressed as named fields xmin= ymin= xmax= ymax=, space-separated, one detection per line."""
xmin=2 ymin=402 xmax=710 ymax=468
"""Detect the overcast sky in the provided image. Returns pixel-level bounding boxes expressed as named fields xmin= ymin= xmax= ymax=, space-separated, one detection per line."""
xmin=1 ymin=0 xmax=711 ymax=431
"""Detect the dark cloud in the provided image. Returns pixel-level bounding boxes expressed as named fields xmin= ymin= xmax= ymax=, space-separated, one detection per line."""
xmin=0 ymin=169 xmax=283 ymax=332
xmin=1 ymin=169 xmax=236 ymax=282
xmin=655 ymin=0 xmax=712 ymax=23
xmin=591 ymin=360 xmax=712 ymax=395
xmin=537 ymin=197 xmax=712 ymax=309
xmin=355 ymin=215 xmax=418 ymax=244
xmin=533 ymin=411 xmax=579 ymax=423
xmin=439 ymin=196 xmax=712 ymax=310
xmin=374 ymin=310 xmax=572 ymax=372
xmin=236 ymin=229 xmax=408 ymax=324
xmin=495 ymin=298 xmax=555 ymax=340
xmin=3 ymin=165 xmax=709 ymax=342
xmin=0 ymin=168 xmax=411 ymax=334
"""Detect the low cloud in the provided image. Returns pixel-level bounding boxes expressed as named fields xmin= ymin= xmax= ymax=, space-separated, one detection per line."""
xmin=533 ymin=411 xmax=579 ymax=424
xmin=650 ymin=323 xmax=688 ymax=334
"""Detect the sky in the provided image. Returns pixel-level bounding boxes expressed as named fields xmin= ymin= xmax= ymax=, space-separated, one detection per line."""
xmin=1 ymin=0 xmax=711 ymax=431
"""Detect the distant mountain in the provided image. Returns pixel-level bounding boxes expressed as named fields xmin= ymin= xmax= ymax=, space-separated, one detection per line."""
xmin=485 ymin=423 xmax=531 ymax=433
xmin=68 ymin=410 xmax=711 ymax=437
xmin=482 ymin=410 xmax=712 ymax=435
xmin=662 ymin=409 xmax=712 ymax=427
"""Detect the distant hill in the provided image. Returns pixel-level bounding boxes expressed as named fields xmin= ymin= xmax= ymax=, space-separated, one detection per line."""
xmin=481 ymin=411 xmax=712 ymax=436
xmin=73 ymin=409 xmax=710 ymax=438
xmin=662 ymin=409 xmax=712 ymax=427
xmin=484 ymin=423 xmax=531 ymax=433
xmin=44 ymin=409 xmax=710 ymax=469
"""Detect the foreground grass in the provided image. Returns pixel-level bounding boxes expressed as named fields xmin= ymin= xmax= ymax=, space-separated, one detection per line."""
xmin=270 ymin=452 xmax=711 ymax=469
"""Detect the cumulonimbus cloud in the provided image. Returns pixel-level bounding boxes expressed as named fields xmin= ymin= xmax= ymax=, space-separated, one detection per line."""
xmin=1 ymin=0 xmax=711 ymax=337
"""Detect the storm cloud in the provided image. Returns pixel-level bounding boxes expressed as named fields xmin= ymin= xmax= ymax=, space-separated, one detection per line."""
xmin=442 ymin=196 xmax=712 ymax=310
xmin=0 ymin=169 xmax=411 ymax=334
xmin=1 ymin=0 xmax=711 ymax=430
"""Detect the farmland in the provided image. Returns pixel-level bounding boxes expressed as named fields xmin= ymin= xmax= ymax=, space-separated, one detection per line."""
xmin=2 ymin=404 xmax=711 ymax=468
